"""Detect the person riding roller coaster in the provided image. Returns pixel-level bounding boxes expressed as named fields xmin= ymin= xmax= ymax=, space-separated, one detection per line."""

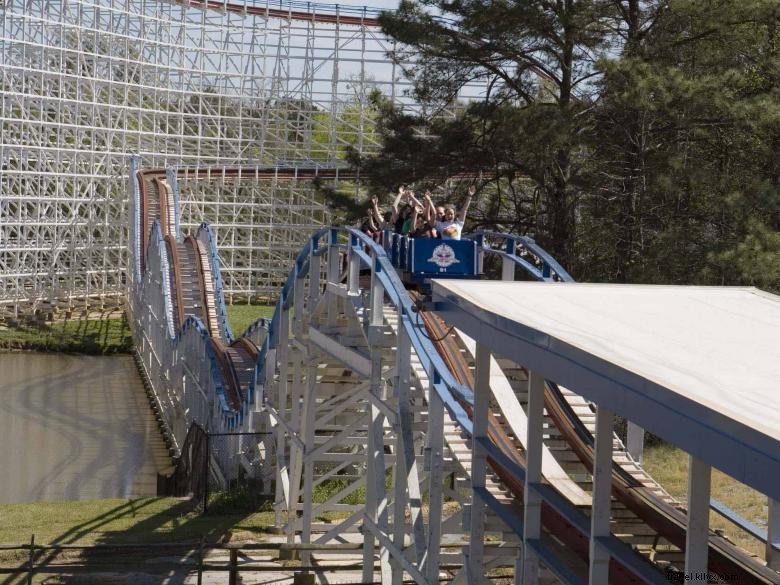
xmin=429 ymin=185 xmax=474 ymax=241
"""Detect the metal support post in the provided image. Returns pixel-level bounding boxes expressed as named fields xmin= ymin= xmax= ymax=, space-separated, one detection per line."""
xmin=522 ymin=370 xmax=544 ymax=585
xmin=685 ymin=456 xmax=711 ymax=583
xmin=589 ymin=405 xmax=614 ymax=585
xmin=468 ymin=342 xmax=491 ymax=585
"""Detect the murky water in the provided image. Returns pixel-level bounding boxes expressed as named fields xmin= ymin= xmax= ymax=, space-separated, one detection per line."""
xmin=0 ymin=353 xmax=170 ymax=503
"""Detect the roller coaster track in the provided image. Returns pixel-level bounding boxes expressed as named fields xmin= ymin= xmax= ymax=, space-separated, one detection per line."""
xmin=128 ymin=165 xmax=778 ymax=584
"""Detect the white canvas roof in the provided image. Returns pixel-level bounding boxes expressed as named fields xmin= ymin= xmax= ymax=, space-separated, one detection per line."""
xmin=431 ymin=281 xmax=780 ymax=497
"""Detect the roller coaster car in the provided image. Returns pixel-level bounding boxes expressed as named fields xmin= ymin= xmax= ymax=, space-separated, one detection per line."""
xmin=385 ymin=233 xmax=481 ymax=289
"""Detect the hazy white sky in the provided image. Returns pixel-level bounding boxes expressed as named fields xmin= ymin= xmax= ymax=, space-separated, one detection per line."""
xmin=319 ymin=0 xmax=399 ymax=9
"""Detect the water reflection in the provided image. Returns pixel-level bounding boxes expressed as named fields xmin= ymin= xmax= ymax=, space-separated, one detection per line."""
xmin=0 ymin=353 xmax=169 ymax=503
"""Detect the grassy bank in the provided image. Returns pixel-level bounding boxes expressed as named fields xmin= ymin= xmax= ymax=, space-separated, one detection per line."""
xmin=642 ymin=443 xmax=768 ymax=558
xmin=0 ymin=445 xmax=767 ymax=559
xmin=0 ymin=314 xmax=133 ymax=354
xmin=0 ymin=303 xmax=276 ymax=354
xmin=0 ymin=495 xmax=274 ymax=548
xmin=226 ymin=303 xmax=275 ymax=337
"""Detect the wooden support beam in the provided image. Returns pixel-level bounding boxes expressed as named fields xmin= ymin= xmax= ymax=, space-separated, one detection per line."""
xmin=626 ymin=421 xmax=644 ymax=464
xmin=684 ymin=456 xmax=711 ymax=583
xmin=391 ymin=323 xmax=411 ymax=585
xmin=768 ymin=498 xmax=780 ymax=570
xmin=468 ymin=342 xmax=491 ymax=584
xmin=425 ymin=386 xmax=445 ymax=585
xmin=364 ymin=346 xmax=390 ymax=585
xmin=522 ymin=370 xmax=544 ymax=585
xmin=589 ymin=405 xmax=613 ymax=585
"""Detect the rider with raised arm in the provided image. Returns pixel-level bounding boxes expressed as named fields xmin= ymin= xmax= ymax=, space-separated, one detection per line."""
xmin=435 ymin=185 xmax=474 ymax=241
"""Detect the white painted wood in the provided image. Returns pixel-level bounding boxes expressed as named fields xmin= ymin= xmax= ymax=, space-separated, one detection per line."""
xmin=364 ymin=516 xmax=432 ymax=585
xmin=468 ymin=342 xmax=491 ymax=585
xmin=425 ymin=388 xmax=445 ymax=585
xmin=364 ymin=348 xmax=389 ymax=584
xmin=392 ymin=323 xmax=412 ymax=585
xmin=307 ymin=325 xmax=371 ymax=377
xmin=626 ymin=421 xmax=644 ymax=464
xmin=286 ymin=349 xmax=305 ymax=543
xmin=300 ymin=357 xmax=318 ymax=564
xmin=589 ymin=405 xmax=614 ymax=585
xmin=456 ymin=330 xmax=589 ymax=506
xmin=326 ymin=242 xmax=340 ymax=326
xmin=522 ymin=370 xmax=544 ymax=585
xmin=767 ymin=498 xmax=780 ymax=570
xmin=685 ymin=456 xmax=711 ymax=583
xmin=501 ymin=255 xmax=515 ymax=281
xmin=370 ymin=254 xmax=385 ymax=327
xmin=431 ymin=281 xmax=780 ymax=447
xmin=274 ymin=305 xmax=291 ymax=528
xmin=307 ymin=248 xmax=321 ymax=311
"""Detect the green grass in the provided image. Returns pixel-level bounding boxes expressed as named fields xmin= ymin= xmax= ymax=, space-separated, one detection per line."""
xmin=0 ymin=315 xmax=133 ymax=354
xmin=643 ymin=443 xmax=768 ymax=558
xmin=0 ymin=304 xmax=275 ymax=354
xmin=226 ymin=303 xmax=275 ymax=337
xmin=0 ymin=495 xmax=275 ymax=548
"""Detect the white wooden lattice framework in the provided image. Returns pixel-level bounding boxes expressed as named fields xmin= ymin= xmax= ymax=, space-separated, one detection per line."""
xmin=2 ymin=0 xmax=478 ymax=315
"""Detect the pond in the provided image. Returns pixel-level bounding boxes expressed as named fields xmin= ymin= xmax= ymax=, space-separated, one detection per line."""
xmin=0 ymin=353 xmax=170 ymax=503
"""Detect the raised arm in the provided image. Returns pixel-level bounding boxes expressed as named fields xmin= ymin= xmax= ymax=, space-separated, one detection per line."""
xmin=424 ymin=191 xmax=435 ymax=224
xmin=457 ymin=185 xmax=475 ymax=222
xmin=390 ymin=186 xmax=405 ymax=224
xmin=371 ymin=196 xmax=382 ymax=220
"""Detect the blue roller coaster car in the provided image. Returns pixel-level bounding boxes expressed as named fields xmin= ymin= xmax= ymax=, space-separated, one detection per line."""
xmin=385 ymin=231 xmax=480 ymax=288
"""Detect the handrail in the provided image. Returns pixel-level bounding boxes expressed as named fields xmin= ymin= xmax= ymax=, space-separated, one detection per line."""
xmin=471 ymin=230 xmax=574 ymax=282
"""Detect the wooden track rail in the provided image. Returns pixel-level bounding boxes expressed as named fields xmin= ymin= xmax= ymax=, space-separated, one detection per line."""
xmin=138 ymin=171 xmax=258 ymax=414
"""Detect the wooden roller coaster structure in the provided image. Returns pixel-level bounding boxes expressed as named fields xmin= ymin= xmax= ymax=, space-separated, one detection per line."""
xmin=128 ymin=164 xmax=780 ymax=585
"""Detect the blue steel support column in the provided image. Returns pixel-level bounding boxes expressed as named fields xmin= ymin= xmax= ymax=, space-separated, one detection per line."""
xmin=589 ymin=405 xmax=613 ymax=585
xmin=468 ymin=342 xmax=491 ymax=584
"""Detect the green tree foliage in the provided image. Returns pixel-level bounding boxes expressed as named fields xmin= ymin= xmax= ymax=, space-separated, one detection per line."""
xmin=360 ymin=0 xmax=779 ymax=289
xmin=582 ymin=1 xmax=779 ymax=288
xmin=358 ymin=0 xmax=618 ymax=267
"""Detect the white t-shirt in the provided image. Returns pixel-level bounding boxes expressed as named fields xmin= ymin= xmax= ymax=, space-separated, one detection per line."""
xmin=435 ymin=218 xmax=464 ymax=240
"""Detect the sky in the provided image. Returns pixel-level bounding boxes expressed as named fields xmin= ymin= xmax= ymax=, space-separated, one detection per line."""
xmin=300 ymin=0 xmax=400 ymax=9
